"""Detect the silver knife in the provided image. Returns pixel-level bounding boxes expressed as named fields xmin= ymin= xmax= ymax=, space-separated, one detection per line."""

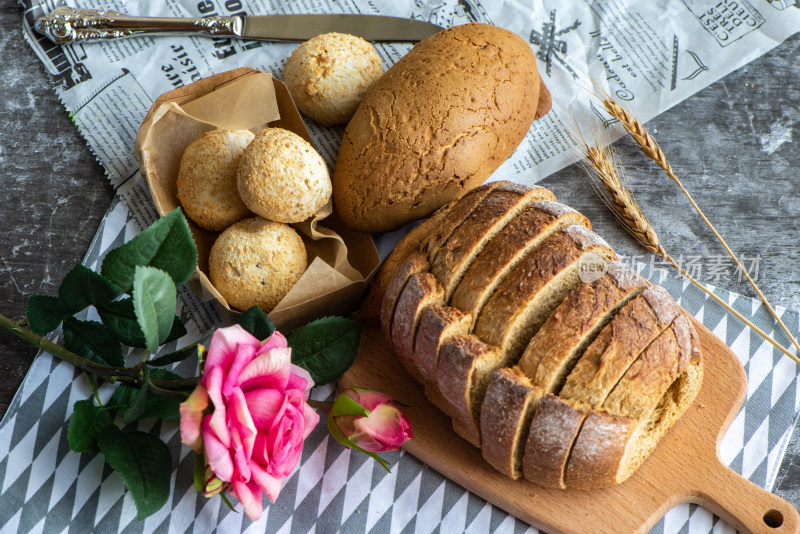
xmin=34 ymin=6 xmax=443 ymax=45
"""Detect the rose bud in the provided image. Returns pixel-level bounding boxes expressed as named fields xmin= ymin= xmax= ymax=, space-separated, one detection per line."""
xmin=330 ymin=387 xmax=412 ymax=455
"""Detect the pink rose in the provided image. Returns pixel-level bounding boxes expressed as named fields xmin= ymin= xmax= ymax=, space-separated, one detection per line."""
xmin=180 ymin=324 xmax=319 ymax=520
xmin=333 ymin=388 xmax=413 ymax=453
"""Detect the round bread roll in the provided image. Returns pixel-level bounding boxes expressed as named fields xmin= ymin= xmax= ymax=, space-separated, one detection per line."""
xmin=209 ymin=217 xmax=307 ymax=313
xmin=176 ymin=129 xmax=255 ymax=231
xmin=237 ymin=127 xmax=331 ymax=223
xmin=284 ymin=32 xmax=384 ymax=125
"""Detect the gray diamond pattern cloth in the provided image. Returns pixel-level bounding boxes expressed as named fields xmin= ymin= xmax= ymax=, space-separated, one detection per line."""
xmin=1 ymin=197 xmax=799 ymax=534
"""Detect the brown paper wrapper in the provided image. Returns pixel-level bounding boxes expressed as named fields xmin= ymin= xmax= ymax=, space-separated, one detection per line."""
xmin=135 ymin=68 xmax=379 ymax=332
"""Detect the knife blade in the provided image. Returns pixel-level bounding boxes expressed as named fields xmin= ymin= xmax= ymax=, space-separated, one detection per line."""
xmin=34 ymin=6 xmax=443 ymax=45
xmin=241 ymin=14 xmax=442 ymax=42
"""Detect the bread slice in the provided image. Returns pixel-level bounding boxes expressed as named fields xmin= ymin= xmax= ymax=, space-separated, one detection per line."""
xmin=480 ymin=367 xmax=544 ymax=479
xmin=565 ymin=314 xmax=702 ymax=489
xmin=423 ymin=181 xmax=506 ymax=263
xmin=558 ymin=285 xmax=681 ymax=406
xmin=474 ymin=225 xmax=616 ymax=366
xmin=518 ymin=261 xmax=649 ymax=392
xmin=522 ymin=394 xmax=589 ymax=488
xmin=380 ymin=251 xmax=429 ymax=346
xmin=450 ymin=201 xmax=591 ymax=323
xmin=430 ymin=183 xmax=557 ymax=300
xmin=436 ymin=334 xmax=503 ymax=447
xmin=360 ymin=201 xmax=453 ymax=322
xmin=414 ymin=304 xmax=472 ymax=383
xmin=391 ymin=272 xmax=444 ymax=380
xmin=521 ymin=284 xmax=680 ymax=489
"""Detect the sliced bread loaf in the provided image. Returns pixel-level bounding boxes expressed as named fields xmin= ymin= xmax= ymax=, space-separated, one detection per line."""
xmin=480 ymin=367 xmax=544 ymax=478
xmin=450 ymin=201 xmax=591 ymax=324
xmin=474 ymin=225 xmax=616 ymax=366
xmin=436 ymin=334 xmax=504 ymax=447
xmin=391 ymin=272 xmax=444 ymax=381
xmin=517 ymin=261 xmax=649 ymax=392
xmin=430 ymin=183 xmax=557 ymax=300
xmin=565 ymin=314 xmax=701 ymax=489
xmin=375 ymin=181 xmax=703 ymax=489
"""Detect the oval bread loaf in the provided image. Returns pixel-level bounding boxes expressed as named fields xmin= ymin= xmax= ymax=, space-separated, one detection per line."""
xmin=377 ymin=181 xmax=703 ymax=489
xmin=333 ymin=23 xmax=551 ymax=232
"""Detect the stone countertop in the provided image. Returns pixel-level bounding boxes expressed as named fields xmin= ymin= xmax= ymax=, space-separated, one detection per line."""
xmin=1 ymin=0 xmax=799 ymax=521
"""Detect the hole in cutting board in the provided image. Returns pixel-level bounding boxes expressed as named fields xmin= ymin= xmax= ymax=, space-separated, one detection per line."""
xmin=764 ymin=509 xmax=784 ymax=528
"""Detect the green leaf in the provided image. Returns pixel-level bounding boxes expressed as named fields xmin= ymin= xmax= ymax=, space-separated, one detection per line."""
xmin=97 ymin=299 xmax=146 ymax=347
xmin=121 ymin=365 xmax=149 ymax=425
xmin=220 ymin=492 xmax=236 ymax=511
xmin=108 ymin=369 xmax=184 ymax=421
xmin=27 ymin=295 xmax=69 ymax=335
xmin=97 ymin=298 xmax=186 ymax=348
xmin=234 ymin=306 xmax=276 ymax=340
xmin=288 ymin=317 xmax=362 ymax=386
xmin=63 ymin=318 xmax=125 ymax=367
xmin=132 ymin=266 xmax=177 ymax=353
xmin=97 ymin=426 xmax=172 ymax=519
xmin=101 ymin=209 xmax=197 ymax=292
xmin=68 ymin=399 xmax=113 ymax=452
xmin=58 ymin=264 xmax=121 ymax=314
xmin=330 ymin=392 xmax=370 ymax=418
xmin=148 ymin=344 xmax=197 ymax=367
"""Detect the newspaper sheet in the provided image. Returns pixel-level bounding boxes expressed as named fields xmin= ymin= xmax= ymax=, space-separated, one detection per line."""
xmin=19 ymin=0 xmax=800 ymax=247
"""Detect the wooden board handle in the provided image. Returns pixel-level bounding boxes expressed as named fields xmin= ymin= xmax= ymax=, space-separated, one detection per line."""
xmin=690 ymin=456 xmax=800 ymax=534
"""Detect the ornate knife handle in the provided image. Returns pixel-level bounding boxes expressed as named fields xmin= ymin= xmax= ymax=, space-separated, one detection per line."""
xmin=34 ymin=6 xmax=243 ymax=44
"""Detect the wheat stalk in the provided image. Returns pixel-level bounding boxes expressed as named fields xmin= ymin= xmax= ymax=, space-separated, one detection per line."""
xmin=600 ymin=98 xmax=800 ymax=358
xmin=578 ymin=139 xmax=799 ymax=365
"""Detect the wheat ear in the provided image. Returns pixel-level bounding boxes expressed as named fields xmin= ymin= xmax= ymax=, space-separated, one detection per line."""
xmin=602 ymin=98 xmax=800 ymax=357
xmin=582 ymin=142 xmax=799 ymax=366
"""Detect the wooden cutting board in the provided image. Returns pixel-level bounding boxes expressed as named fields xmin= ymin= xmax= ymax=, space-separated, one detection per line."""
xmin=340 ymin=319 xmax=800 ymax=534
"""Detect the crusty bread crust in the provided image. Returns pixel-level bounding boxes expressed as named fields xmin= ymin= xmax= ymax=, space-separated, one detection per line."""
xmin=521 ymin=285 xmax=682 ymax=489
xmin=414 ymin=304 xmax=472 ymax=383
xmin=380 ymin=251 xmax=429 ymax=348
xmin=452 ymin=416 xmax=482 ymax=448
xmin=391 ymin=272 xmax=444 ymax=381
xmin=522 ymin=394 xmax=588 ymax=489
xmin=437 ymin=335 xmax=502 ymax=446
